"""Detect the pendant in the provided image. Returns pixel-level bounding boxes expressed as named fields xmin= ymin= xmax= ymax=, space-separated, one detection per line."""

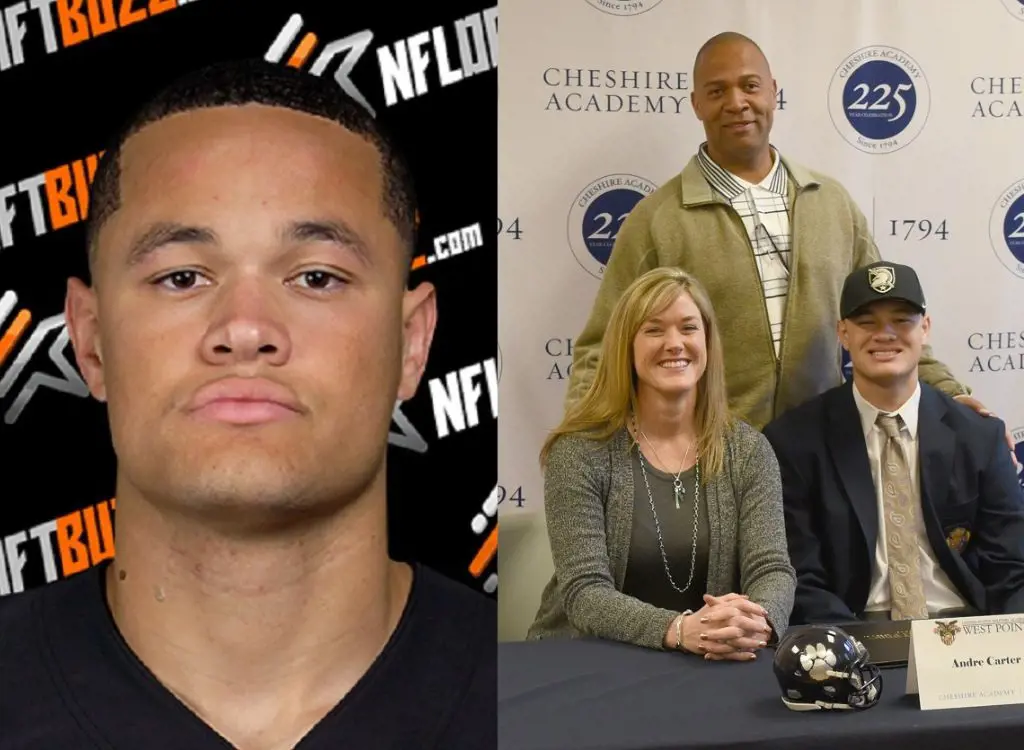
xmin=674 ymin=479 xmax=683 ymax=509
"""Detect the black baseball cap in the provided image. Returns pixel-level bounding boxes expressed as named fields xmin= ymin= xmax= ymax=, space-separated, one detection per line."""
xmin=840 ymin=261 xmax=927 ymax=319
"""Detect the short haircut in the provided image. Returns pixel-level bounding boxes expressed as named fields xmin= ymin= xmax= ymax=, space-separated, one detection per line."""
xmin=84 ymin=58 xmax=417 ymax=278
xmin=693 ymin=31 xmax=770 ymax=83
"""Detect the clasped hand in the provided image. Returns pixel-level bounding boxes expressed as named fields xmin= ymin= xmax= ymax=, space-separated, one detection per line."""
xmin=680 ymin=593 xmax=772 ymax=661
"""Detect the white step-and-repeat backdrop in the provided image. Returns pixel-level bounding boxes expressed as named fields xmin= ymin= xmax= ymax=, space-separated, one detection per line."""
xmin=497 ymin=0 xmax=1024 ymax=637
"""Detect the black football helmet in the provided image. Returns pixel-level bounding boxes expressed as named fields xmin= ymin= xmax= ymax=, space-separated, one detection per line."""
xmin=772 ymin=625 xmax=883 ymax=711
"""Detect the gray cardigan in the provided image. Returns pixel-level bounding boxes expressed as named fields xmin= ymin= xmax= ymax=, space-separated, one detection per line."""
xmin=527 ymin=420 xmax=796 ymax=650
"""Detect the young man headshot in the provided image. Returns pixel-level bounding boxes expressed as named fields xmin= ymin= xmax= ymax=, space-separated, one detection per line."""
xmin=0 ymin=59 xmax=495 ymax=749
xmin=763 ymin=261 xmax=1024 ymax=627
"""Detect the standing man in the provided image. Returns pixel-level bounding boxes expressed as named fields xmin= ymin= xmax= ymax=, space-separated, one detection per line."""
xmin=763 ymin=262 xmax=1024 ymax=625
xmin=566 ymin=31 xmax=994 ymax=433
xmin=0 ymin=60 xmax=494 ymax=749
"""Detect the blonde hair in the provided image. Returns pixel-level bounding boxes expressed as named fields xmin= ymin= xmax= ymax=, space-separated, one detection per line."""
xmin=540 ymin=267 xmax=733 ymax=476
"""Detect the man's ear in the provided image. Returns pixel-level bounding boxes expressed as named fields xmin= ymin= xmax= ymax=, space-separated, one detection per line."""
xmin=836 ymin=319 xmax=845 ymax=348
xmin=396 ymin=281 xmax=437 ymax=402
xmin=65 ymin=277 xmax=107 ymax=402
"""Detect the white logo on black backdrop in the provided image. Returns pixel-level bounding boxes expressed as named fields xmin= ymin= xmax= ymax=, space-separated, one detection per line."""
xmin=265 ymin=9 xmax=496 ymax=115
xmin=376 ymin=7 xmax=497 ymax=107
xmin=265 ymin=14 xmax=376 ymax=115
xmin=0 ymin=303 xmax=88 ymax=425
xmin=428 ymin=357 xmax=498 ymax=439
xmin=828 ymin=46 xmax=930 ymax=155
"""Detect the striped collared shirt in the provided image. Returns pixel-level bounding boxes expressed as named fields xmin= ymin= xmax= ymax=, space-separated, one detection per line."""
xmin=695 ymin=143 xmax=791 ymax=358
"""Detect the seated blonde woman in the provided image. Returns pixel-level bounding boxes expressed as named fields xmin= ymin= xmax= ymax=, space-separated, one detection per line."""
xmin=527 ymin=267 xmax=795 ymax=660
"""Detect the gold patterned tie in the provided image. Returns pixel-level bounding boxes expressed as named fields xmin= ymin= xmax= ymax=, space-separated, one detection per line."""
xmin=876 ymin=414 xmax=929 ymax=620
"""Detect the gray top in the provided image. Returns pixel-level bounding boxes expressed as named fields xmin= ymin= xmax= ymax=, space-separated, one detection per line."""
xmin=526 ymin=420 xmax=796 ymax=651
xmin=622 ymin=454 xmax=708 ymax=615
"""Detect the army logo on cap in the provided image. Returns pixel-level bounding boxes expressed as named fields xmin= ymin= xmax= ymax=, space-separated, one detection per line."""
xmin=868 ymin=266 xmax=896 ymax=293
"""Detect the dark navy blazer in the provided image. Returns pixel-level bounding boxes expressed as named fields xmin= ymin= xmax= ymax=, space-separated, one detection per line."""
xmin=763 ymin=380 xmax=1024 ymax=625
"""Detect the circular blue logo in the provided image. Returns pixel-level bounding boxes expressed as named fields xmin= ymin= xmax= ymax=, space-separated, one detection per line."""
xmin=989 ymin=178 xmax=1024 ymax=279
xmin=567 ymin=174 xmax=657 ymax=279
xmin=1002 ymin=194 xmax=1024 ymax=264
xmin=842 ymin=61 xmax=917 ymax=141
xmin=829 ymin=46 xmax=930 ymax=154
xmin=582 ymin=190 xmax=643 ymax=266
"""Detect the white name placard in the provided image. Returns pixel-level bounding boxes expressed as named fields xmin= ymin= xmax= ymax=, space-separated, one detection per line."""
xmin=906 ymin=614 xmax=1024 ymax=710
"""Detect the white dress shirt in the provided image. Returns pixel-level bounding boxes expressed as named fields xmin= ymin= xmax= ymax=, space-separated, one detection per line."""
xmin=851 ymin=381 xmax=966 ymax=614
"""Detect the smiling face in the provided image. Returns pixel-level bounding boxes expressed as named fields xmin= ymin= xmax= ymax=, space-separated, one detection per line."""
xmin=65 ymin=104 xmax=436 ymax=525
xmin=632 ymin=292 xmax=708 ymax=400
xmin=839 ymin=299 xmax=929 ymax=389
xmin=691 ymin=37 xmax=777 ymax=167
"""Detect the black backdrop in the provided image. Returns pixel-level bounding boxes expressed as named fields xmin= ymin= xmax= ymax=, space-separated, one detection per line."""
xmin=0 ymin=0 xmax=497 ymax=598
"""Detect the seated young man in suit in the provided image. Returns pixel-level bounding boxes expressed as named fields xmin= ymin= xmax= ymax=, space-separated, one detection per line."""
xmin=763 ymin=261 xmax=1024 ymax=625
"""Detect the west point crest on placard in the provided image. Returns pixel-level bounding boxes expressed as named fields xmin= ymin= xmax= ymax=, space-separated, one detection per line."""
xmin=868 ymin=266 xmax=896 ymax=293
xmin=934 ymin=620 xmax=961 ymax=646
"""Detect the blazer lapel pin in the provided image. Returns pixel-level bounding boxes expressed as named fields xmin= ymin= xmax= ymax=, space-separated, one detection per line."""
xmin=945 ymin=526 xmax=971 ymax=553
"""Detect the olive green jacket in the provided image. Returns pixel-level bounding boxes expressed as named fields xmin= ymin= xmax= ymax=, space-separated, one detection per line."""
xmin=565 ymin=154 xmax=968 ymax=429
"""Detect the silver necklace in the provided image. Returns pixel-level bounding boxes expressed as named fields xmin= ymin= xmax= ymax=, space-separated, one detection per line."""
xmin=632 ymin=417 xmax=701 ymax=595
xmin=636 ymin=422 xmax=693 ymax=509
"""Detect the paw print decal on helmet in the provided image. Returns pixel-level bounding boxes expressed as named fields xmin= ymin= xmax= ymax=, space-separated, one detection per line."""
xmin=799 ymin=642 xmax=838 ymax=681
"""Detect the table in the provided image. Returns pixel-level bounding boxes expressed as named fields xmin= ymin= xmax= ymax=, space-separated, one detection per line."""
xmin=499 ymin=638 xmax=1024 ymax=750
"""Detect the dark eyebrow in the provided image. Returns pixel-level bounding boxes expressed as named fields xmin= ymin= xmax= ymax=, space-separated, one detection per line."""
xmin=125 ymin=222 xmax=217 ymax=268
xmin=283 ymin=219 xmax=372 ymax=267
xmin=123 ymin=219 xmax=373 ymax=269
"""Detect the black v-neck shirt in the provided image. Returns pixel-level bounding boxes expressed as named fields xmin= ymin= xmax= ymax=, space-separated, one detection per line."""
xmin=0 ymin=561 xmax=495 ymax=749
